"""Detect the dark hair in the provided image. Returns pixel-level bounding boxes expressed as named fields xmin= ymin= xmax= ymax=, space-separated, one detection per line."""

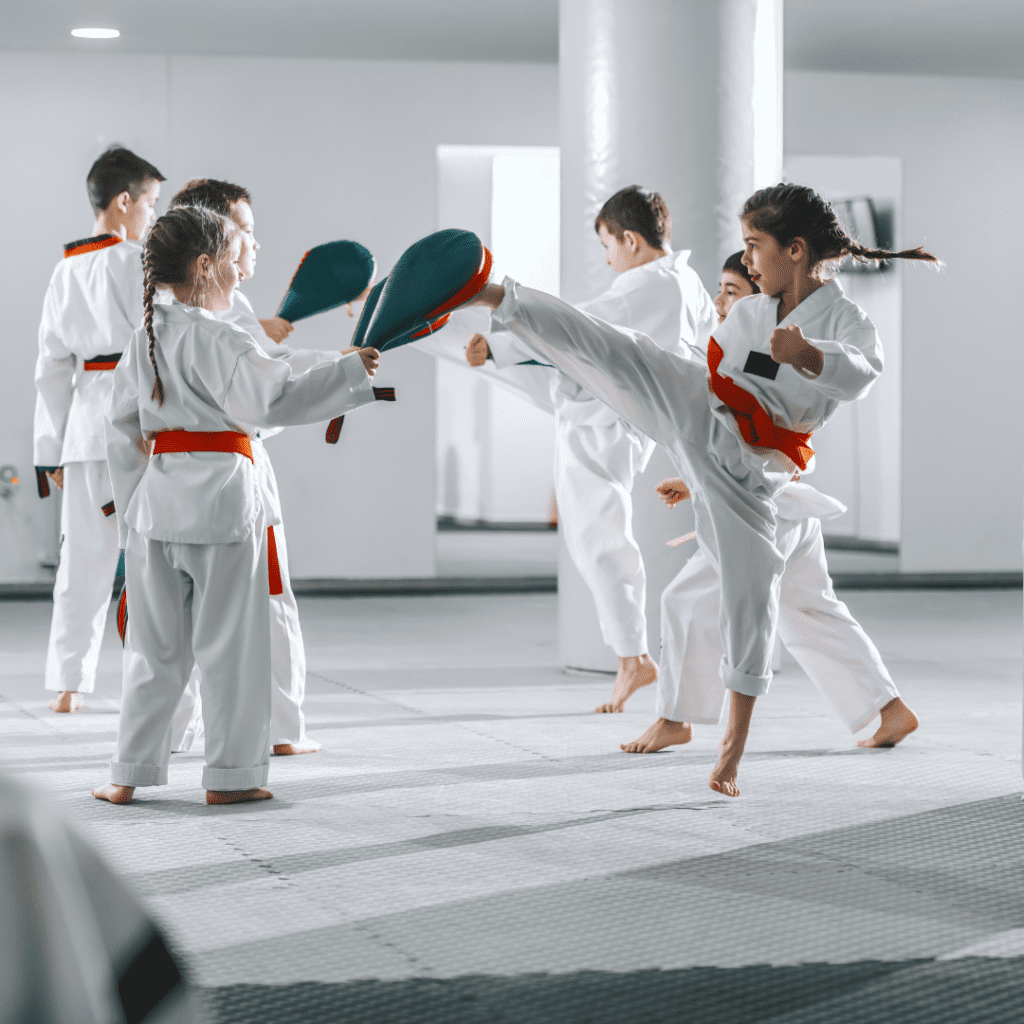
xmin=86 ymin=145 xmax=165 ymax=214
xmin=141 ymin=207 xmax=237 ymax=405
xmin=722 ymin=251 xmax=760 ymax=293
xmin=170 ymin=178 xmax=252 ymax=217
xmin=742 ymin=183 xmax=939 ymax=269
xmin=594 ymin=185 xmax=671 ymax=250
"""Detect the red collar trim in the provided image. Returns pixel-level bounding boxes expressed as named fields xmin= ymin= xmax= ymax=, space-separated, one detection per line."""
xmin=64 ymin=234 xmax=123 ymax=258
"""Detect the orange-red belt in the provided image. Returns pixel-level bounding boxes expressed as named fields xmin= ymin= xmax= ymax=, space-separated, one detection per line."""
xmin=152 ymin=430 xmax=253 ymax=462
xmin=83 ymin=351 xmax=122 ymax=371
xmin=707 ymin=338 xmax=815 ymax=471
xmin=150 ymin=430 xmax=281 ymax=594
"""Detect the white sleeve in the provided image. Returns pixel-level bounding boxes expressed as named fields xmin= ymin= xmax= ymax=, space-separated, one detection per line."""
xmin=805 ymin=308 xmax=883 ymax=402
xmin=33 ymin=277 xmax=75 ymax=467
xmin=221 ymin=347 xmax=375 ymax=428
xmin=104 ymin=344 xmax=147 ymax=549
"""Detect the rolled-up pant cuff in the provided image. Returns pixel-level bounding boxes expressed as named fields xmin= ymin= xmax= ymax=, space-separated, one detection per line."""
xmin=721 ymin=661 xmax=771 ymax=697
xmin=656 ymin=706 xmax=723 ymax=725
xmin=110 ymin=760 xmax=169 ymax=787
xmin=202 ymin=764 xmax=269 ymax=792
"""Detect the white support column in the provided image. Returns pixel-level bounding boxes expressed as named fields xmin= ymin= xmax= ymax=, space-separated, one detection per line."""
xmin=557 ymin=0 xmax=782 ymax=671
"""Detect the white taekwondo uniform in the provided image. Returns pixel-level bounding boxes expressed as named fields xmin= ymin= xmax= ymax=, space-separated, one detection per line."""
xmin=34 ymin=234 xmax=143 ymax=695
xmin=480 ymin=252 xmax=716 ymax=658
xmin=170 ymin=291 xmax=337 ymax=751
xmin=106 ymin=301 xmax=374 ymax=791
xmin=659 ymin=481 xmax=900 ymax=728
xmin=487 ymin=277 xmax=882 ymax=696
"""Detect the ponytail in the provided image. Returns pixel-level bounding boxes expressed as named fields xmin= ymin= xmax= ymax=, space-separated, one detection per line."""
xmin=140 ymin=206 xmax=236 ymax=408
xmin=743 ymin=184 xmax=939 ymax=270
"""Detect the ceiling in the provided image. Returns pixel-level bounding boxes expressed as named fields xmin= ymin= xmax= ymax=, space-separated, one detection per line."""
xmin=1 ymin=0 xmax=1021 ymax=77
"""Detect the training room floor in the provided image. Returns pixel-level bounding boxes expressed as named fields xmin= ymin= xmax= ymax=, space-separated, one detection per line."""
xmin=1 ymin=588 xmax=1022 ymax=1023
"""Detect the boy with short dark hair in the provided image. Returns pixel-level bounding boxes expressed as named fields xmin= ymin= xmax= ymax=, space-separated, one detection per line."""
xmin=35 ymin=145 xmax=164 ymax=713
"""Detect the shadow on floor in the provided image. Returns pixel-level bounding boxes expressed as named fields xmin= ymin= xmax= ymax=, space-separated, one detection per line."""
xmin=199 ymin=957 xmax=1024 ymax=1024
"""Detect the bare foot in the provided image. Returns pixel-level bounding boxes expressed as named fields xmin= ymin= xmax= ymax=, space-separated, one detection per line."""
xmin=596 ymin=655 xmax=658 ymax=713
xmin=92 ymin=784 xmax=135 ymax=804
xmin=857 ymin=697 xmax=920 ymax=749
xmin=621 ymin=718 xmax=692 ymax=753
xmin=273 ymin=739 xmax=322 ymax=756
xmin=708 ymin=747 xmax=742 ymax=798
xmin=206 ymin=788 xmax=273 ymax=805
xmin=708 ymin=692 xmax=756 ymax=798
xmin=49 ymin=691 xmax=85 ymax=713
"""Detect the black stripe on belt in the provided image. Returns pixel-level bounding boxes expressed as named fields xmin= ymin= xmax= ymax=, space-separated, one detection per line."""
xmin=83 ymin=352 xmax=123 ymax=370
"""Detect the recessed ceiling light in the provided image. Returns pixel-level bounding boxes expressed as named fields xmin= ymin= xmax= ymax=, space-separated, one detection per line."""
xmin=71 ymin=28 xmax=120 ymax=39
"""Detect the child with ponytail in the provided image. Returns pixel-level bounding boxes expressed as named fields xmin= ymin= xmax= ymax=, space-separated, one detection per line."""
xmin=93 ymin=206 xmax=380 ymax=806
xmin=464 ymin=182 xmax=937 ymax=797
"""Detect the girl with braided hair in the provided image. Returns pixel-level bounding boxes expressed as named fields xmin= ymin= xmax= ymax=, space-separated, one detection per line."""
xmin=94 ymin=206 xmax=380 ymax=806
xmin=463 ymin=181 xmax=936 ymax=797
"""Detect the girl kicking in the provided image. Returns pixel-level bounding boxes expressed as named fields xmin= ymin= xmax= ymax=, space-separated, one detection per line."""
xmin=464 ymin=183 xmax=937 ymax=796
xmin=94 ymin=206 xmax=379 ymax=806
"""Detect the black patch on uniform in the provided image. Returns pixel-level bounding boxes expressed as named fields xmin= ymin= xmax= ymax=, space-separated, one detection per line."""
xmin=102 ymin=501 xmax=116 ymax=517
xmin=743 ymin=350 xmax=780 ymax=380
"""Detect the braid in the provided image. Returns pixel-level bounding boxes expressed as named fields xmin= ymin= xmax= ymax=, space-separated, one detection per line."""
xmin=142 ymin=259 xmax=164 ymax=406
xmin=743 ymin=183 xmax=939 ymax=269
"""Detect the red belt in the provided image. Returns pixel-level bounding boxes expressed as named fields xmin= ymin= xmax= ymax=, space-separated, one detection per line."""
xmin=707 ymin=338 xmax=815 ymax=471
xmin=83 ymin=352 xmax=122 ymax=371
xmin=150 ymin=430 xmax=281 ymax=594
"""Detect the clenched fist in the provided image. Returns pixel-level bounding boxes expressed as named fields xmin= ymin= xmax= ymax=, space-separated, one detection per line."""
xmin=259 ymin=317 xmax=294 ymax=345
xmin=359 ymin=347 xmax=380 ymax=377
xmin=656 ymin=477 xmax=691 ymax=508
xmin=465 ymin=334 xmax=491 ymax=367
xmin=769 ymin=324 xmax=823 ymax=377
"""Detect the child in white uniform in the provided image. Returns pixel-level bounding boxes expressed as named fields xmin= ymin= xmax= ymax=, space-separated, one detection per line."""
xmin=93 ymin=207 xmax=380 ymax=806
xmin=465 ymin=183 xmax=937 ymax=796
xmin=33 ymin=146 xmax=164 ymax=713
xmin=165 ymin=179 xmax=326 ymax=757
xmin=463 ymin=187 xmax=716 ymax=712
xmin=626 ymin=253 xmax=918 ymax=755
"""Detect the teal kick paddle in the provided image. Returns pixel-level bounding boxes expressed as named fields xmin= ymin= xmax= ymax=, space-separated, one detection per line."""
xmin=355 ymin=229 xmax=491 ymax=353
xmin=277 ymin=241 xmax=376 ymax=322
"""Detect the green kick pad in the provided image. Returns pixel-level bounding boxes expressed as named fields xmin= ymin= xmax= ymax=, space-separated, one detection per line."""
xmin=277 ymin=240 xmax=375 ymax=323
xmin=358 ymin=229 xmax=491 ymax=352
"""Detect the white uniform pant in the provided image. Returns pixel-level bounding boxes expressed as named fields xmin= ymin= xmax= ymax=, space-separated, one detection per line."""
xmin=111 ymin=525 xmax=271 ymax=791
xmin=171 ymin=522 xmax=307 ymax=750
xmin=659 ymin=512 xmax=900 ymax=730
xmin=491 ymin=281 xmax=791 ymax=696
xmin=555 ymin=416 xmax=648 ymax=657
xmin=44 ymin=460 xmax=119 ymax=693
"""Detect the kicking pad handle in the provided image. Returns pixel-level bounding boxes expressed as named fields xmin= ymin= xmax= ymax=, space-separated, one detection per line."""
xmin=325 ymin=387 xmax=397 ymax=444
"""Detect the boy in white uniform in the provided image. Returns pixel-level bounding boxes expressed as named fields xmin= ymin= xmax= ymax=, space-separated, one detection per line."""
xmin=33 ymin=146 xmax=164 ymax=713
xmin=164 ymin=179 xmax=323 ymax=757
xmin=464 ymin=187 xmax=716 ymax=712
xmin=463 ymin=183 xmax=937 ymax=795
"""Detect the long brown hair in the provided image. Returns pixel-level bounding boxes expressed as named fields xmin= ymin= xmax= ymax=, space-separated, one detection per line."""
xmin=141 ymin=207 xmax=235 ymax=405
xmin=742 ymin=183 xmax=939 ymax=270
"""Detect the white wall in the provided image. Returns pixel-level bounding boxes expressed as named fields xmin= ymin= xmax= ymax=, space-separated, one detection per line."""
xmin=787 ymin=71 xmax=1024 ymax=572
xmin=0 ymin=50 xmax=557 ymax=581
xmin=434 ymin=145 xmax=559 ymax=524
